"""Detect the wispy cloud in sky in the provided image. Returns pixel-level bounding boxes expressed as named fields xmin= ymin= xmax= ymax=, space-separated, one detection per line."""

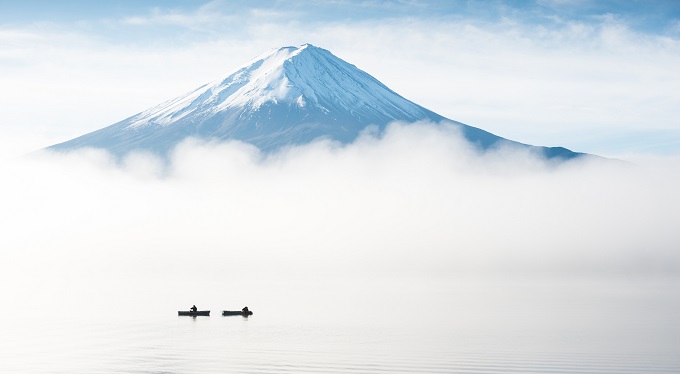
xmin=120 ymin=2 xmax=238 ymax=29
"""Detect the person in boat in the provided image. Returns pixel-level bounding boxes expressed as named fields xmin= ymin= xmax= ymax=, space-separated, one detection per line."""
xmin=242 ymin=306 xmax=249 ymax=313
xmin=190 ymin=305 xmax=197 ymax=312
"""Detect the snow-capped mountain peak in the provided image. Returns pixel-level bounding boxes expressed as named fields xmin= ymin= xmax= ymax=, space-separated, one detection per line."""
xmin=127 ymin=44 xmax=434 ymax=131
xmin=48 ymin=44 xmax=583 ymax=160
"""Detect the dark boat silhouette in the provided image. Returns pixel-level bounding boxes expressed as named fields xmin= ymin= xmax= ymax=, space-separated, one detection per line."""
xmin=178 ymin=310 xmax=210 ymax=316
xmin=223 ymin=310 xmax=253 ymax=316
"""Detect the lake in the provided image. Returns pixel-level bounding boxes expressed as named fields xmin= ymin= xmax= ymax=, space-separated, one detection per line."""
xmin=1 ymin=276 xmax=678 ymax=373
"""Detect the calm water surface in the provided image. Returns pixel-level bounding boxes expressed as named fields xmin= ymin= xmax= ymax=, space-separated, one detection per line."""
xmin=1 ymin=278 xmax=679 ymax=373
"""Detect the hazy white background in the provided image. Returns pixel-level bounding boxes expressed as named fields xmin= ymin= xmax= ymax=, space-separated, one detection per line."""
xmin=2 ymin=3 xmax=680 ymax=369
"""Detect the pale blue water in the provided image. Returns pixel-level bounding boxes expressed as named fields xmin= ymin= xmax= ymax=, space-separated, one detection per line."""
xmin=1 ymin=278 xmax=678 ymax=373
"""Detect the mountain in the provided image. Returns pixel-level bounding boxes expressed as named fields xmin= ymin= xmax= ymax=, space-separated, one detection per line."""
xmin=48 ymin=43 xmax=583 ymax=159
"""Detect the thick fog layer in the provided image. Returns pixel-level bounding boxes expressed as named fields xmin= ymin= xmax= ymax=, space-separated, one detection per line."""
xmin=1 ymin=121 xmax=679 ymax=374
xmin=2 ymin=122 xmax=678 ymax=286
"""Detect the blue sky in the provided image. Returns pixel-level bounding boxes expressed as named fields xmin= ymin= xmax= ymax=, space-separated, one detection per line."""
xmin=0 ymin=1 xmax=676 ymax=20
xmin=4 ymin=1 xmax=680 ymax=37
xmin=3 ymin=1 xmax=679 ymax=31
xmin=1 ymin=0 xmax=679 ymax=158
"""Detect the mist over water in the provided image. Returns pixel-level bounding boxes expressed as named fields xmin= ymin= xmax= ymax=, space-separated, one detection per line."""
xmin=1 ymin=122 xmax=679 ymax=372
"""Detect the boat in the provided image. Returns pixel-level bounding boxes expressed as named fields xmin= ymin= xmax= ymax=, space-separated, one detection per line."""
xmin=222 ymin=310 xmax=253 ymax=316
xmin=178 ymin=310 xmax=210 ymax=316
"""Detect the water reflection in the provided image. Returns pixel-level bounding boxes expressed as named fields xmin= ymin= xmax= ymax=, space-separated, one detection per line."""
xmin=1 ymin=277 xmax=679 ymax=373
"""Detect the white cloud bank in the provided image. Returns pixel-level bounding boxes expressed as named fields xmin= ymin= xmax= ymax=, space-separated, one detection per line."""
xmin=1 ymin=122 xmax=678 ymax=289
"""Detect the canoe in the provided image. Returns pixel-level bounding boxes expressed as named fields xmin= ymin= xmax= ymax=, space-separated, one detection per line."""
xmin=178 ymin=310 xmax=210 ymax=316
xmin=222 ymin=310 xmax=253 ymax=316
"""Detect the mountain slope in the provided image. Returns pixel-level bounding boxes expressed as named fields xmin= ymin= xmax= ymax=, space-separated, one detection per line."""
xmin=48 ymin=44 xmax=583 ymax=159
